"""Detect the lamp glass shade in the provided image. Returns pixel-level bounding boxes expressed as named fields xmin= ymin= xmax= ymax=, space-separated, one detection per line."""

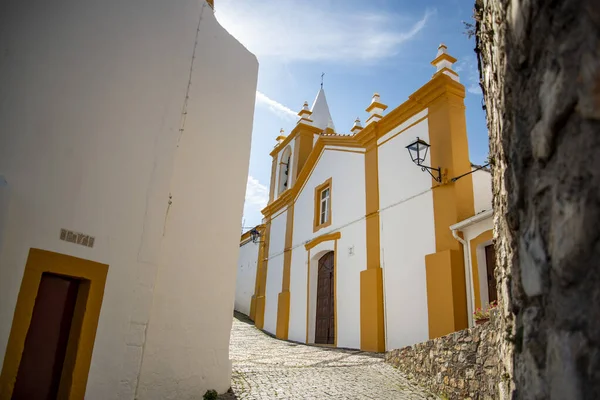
xmin=406 ymin=137 xmax=430 ymax=165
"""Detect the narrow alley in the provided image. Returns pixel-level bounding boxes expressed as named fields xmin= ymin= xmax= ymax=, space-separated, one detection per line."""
xmin=222 ymin=314 xmax=438 ymax=400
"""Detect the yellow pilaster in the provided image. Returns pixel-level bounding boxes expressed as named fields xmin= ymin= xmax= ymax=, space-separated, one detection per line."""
xmin=268 ymin=156 xmax=277 ymax=203
xmin=360 ymin=138 xmax=385 ymax=352
xmin=276 ymin=204 xmax=294 ymax=339
xmin=291 ymin=130 xmax=314 ymax=182
xmin=424 ymin=76 xmax=475 ymax=339
xmin=254 ymin=219 xmax=271 ymax=330
xmin=249 ymin=225 xmax=265 ymax=321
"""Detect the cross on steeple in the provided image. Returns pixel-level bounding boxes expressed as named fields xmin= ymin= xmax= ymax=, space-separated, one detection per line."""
xmin=321 ymin=72 xmax=325 ymax=89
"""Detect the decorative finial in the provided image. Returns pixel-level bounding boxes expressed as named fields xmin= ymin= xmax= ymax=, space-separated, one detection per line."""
xmin=280 ymin=128 xmax=285 ymax=134
xmin=431 ymin=44 xmax=459 ymax=82
xmin=365 ymin=93 xmax=387 ymax=126
xmin=351 ymin=117 xmax=363 ymax=134
xmin=297 ymin=100 xmax=314 ymax=125
xmin=321 ymin=72 xmax=325 ymax=89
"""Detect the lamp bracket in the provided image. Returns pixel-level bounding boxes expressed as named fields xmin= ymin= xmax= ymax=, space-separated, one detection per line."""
xmin=418 ymin=164 xmax=442 ymax=183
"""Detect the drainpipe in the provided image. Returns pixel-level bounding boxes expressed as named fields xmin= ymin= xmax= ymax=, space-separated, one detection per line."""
xmin=451 ymin=228 xmax=475 ymax=327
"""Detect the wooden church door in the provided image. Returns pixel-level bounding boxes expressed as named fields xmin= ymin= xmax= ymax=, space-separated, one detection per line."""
xmin=315 ymin=251 xmax=335 ymax=345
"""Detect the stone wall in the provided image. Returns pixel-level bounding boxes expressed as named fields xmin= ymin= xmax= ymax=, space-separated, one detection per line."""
xmin=476 ymin=0 xmax=600 ymax=398
xmin=473 ymin=1 xmax=515 ymax=398
xmin=385 ymin=310 xmax=505 ymax=400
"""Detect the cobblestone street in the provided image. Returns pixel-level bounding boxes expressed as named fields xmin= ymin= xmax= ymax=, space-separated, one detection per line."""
xmin=221 ymin=314 xmax=438 ymax=399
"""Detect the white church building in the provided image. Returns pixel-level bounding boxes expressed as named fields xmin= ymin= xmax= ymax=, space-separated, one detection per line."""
xmin=237 ymin=45 xmax=496 ymax=353
xmin=0 ymin=0 xmax=257 ymax=398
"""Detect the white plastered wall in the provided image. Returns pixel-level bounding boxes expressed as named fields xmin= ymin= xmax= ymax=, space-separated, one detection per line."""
xmin=0 ymin=1 xmax=257 ymax=398
xmin=235 ymin=240 xmax=260 ymax=316
xmin=378 ymin=113 xmax=436 ymax=350
xmin=472 ymin=169 xmax=493 ymax=213
xmin=263 ymin=209 xmax=288 ymax=334
xmin=286 ymin=148 xmax=366 ymax=349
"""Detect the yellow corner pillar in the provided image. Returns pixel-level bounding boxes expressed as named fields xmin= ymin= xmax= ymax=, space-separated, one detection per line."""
xmin=249 ymin=226 xmax=265 ymax=321
xmin=291 ymin=130 xmax=314 ymax=183
xmin=360 ymin=138 xmax=385 ymax=352
xmin=424 ymin=76 xmax=475 ymax=338
xmin=276 ymin=204 xmax=294 ymax=340
xmin=254 ymin=220 xmax=271 ymax=329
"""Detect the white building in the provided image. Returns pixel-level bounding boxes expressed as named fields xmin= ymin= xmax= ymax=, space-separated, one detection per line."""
xmin=235 ymin=226 xmax=263 ymax=317
xmin=237 ymin=45 xmax=495 ymax=353
xmin=0 ymin=0 xmax=258 ymax=398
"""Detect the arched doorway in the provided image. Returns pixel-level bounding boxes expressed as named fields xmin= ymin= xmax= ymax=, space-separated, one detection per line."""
xmin=315 ymin=251 xmax=334 ymax=344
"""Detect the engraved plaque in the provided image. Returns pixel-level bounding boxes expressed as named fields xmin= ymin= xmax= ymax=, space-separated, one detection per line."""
xmin=60 ymin=228 xmax=95 ymax=248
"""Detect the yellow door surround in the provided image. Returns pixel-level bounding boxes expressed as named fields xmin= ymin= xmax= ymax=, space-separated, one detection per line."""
xmin=0 ymin=248 xmax=108 ymax=400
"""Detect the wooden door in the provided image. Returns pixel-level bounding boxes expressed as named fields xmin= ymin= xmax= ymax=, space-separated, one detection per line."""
xmin=485 ymin=244 xmax=497 ymax=303
xmin=12 ymin=273 xmax=80 ymax=400
xmin=315 ymin=251 xmax=334 ymax=345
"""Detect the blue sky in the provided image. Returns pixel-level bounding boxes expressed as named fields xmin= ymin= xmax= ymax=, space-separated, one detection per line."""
xmin=215 ymin=0 xmax=486 ymax=228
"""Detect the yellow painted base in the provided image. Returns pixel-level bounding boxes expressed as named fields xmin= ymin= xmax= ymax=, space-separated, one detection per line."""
xmin=275 ymin=291 xmax=290 ymax=340
xmin=254 ymin=295 xmax=266 ymax=329
xmin=425 ymin=249 xmax=468 ymax=339
xmin=360 ymin=268 xmax=385 ymax=352
xmin=249 ymin=295 xmax=257 ymax=321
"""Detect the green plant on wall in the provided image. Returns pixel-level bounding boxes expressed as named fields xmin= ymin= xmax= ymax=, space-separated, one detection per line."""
xmin=203 ymin=389 xmax=218 ymax=400
xmin=473 ymin=300 xmax=498 ymax=321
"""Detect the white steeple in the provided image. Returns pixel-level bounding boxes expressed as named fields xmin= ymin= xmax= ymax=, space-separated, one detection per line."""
xmin=310 ymin=88 xmax=335 ymax=131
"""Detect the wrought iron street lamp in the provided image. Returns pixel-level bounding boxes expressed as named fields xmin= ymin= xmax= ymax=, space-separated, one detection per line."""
xmin=405 ymin=137 xmax=442 ymax=182
xmin=250 ymin=227 xmax=262 ymax=243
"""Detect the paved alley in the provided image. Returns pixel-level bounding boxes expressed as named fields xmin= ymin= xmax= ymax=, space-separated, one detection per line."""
xmin=222 ymin=314 xmax=438 ymax=400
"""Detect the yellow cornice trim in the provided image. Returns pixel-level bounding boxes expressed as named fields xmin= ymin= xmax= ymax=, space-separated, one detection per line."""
xmin=304 ymin=231 xmax=341 ymax=251
xmin=365 ymin=101 xmax=388 ymax=113
xmin=262 ymin=135 xmax=363 ymax=217
xmin=262 ymin=75 xmax=466 ymax=219
xmin=262 ymin=189 xmax=293 ymax=216
xmin=431 ymin=53 xmax=457 ymax=66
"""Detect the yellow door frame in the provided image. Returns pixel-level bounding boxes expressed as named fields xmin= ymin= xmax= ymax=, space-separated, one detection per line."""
xmin=0 ymin=248 xmax=108 ymax=399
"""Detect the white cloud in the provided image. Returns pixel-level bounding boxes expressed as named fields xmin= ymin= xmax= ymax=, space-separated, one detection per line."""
xmin=456 ymin=57 xmax=482 ymax=96
xmin=243 ymin=176 xmax=269 ymax=227
xmin=256 ymin=91 xmax=298 ymax=121
xmin=216 ymin=1 xmax=435 ymax=63
xmin=467 ymin=83 xmax=482 ymax=95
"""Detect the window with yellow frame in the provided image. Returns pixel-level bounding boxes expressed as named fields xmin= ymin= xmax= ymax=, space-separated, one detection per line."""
xmin=313 ymin=178 xmax=332 ymax=232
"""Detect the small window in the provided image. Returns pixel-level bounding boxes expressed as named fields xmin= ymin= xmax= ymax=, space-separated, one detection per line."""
xmin=320 ymin=188 xmax=330 ymax=224
xmin=313 ymin=178 xmax=332 ymax=232
xmin=278 ymin=146 xmax=292 ymax=195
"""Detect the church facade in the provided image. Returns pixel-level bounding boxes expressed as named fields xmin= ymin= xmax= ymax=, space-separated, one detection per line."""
xmin=238 ymin=45 xmax=495 ymax=353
